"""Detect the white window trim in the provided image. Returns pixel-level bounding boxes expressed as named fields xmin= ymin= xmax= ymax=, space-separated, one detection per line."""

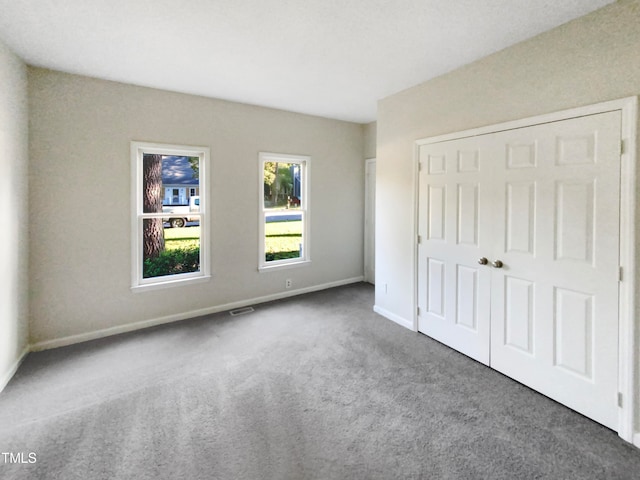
xmin=258 ymin=152 xmax=311 ymax=272
xmin=131 ymin=141 xmax=211 ymax=291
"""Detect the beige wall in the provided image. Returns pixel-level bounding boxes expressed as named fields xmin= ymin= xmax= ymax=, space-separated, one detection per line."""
xmin=29 ymin=68 xmax=365 ymax=345
xmin=376 ymin=0 xmax=640 ymax=434
xmin=0 ymin=40 xmax=29 ymax=390
xmin=363 ymin=121 xmax=376 ymax=159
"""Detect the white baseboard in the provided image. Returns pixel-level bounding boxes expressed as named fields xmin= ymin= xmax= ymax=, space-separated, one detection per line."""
xmin=0 ymin=346 xmax=29 ymax=393
xmin=31 ymin=276 xmax=365 ymax=352
xmin=373 ymin=305 xmax=414 ymax=331
xmin=634 ymin=433 xmax=640 ymax=449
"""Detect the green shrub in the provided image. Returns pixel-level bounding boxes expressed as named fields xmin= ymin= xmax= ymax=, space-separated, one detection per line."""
xmin=265 ymin=250 xmax=300 ymax=262
xmin=144 ymin=247 xmax=200 ymax=278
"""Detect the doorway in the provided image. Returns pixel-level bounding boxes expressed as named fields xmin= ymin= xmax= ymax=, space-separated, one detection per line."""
xmin=365 ymin=158 xmax=376 ymax=284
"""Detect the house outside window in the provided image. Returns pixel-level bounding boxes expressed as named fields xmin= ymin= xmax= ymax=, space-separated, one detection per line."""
xmin=259 ymin=152 xmax=310 ymax=271
xmin=131 ymin=141 xmax=210 ymax=290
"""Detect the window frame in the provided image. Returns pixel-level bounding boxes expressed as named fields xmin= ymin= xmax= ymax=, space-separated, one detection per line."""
xmin=258 ymin=152 xmax=311 ymax=271
xmin=130 ymin=141 xmax=211 ymax=291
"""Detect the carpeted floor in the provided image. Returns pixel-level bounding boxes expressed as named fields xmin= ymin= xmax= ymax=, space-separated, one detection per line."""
xmin=1 ymin=282 xmax=639 ymax=479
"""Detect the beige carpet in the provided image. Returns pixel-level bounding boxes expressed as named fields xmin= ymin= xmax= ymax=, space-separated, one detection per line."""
xmin=1 ymin=283 xmax=639 ymax=479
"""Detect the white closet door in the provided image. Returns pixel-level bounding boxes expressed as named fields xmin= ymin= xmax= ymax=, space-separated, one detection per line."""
xmin=490 ymin=111 xmax=621 ymax=430
xmin=417 ymin=110 xmax=622 ymax=430
xmin=417 ymin=135 xmax=496 ymax=365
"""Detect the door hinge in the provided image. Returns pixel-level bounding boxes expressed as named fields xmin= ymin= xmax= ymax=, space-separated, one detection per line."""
xmin=417 ymin=306 xmax=421 ymax=316
xmin=619 ymin=266 xmax=623 ymax=282
xmin=417 ymin=235 xmax=422 ymax=244
xmin=620 ymin=139 xmax=626 ymax=155
xmin=418 ymin=162 xmax=423 ymax=172
xmin=618 ymin=392 xmax=623 ymax=408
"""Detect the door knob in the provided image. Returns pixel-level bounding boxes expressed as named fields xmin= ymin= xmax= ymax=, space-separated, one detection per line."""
xmin=478 ymin=257 xmax=488 ymax=265
xmin=492 ymin=260 xmax=504 ymax=268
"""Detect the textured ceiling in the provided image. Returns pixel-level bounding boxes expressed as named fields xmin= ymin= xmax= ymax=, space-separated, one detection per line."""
xmin=0 ymin=0 xmax=615 ymax=123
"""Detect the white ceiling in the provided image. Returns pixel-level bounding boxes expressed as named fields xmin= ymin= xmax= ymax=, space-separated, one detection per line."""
xmin=0 ymin=0 xmax=615 ymax=123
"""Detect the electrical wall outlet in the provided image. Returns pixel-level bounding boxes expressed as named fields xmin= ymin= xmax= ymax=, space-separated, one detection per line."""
xmin=285 ymin=279 xmax=292 ymax=289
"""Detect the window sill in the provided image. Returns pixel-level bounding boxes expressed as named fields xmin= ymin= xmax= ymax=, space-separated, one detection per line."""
xmin=258 ymin=260 xmax=311 ymax=273
xmin=131 ymin=275 xmax=211 ymax=293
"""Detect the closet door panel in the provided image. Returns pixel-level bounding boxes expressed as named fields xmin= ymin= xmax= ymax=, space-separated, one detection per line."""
xmin=417 ymin=110 xmax=621 ymax=430
xmin=417 ymin=137 xmax=495 ymax=365
xmin=490 ymin=111 xmax=621 ymax=430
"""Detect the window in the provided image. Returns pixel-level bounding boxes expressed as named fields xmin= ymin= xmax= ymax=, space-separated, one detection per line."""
xmin=259 ymin=152 xmax=310 ymax=270
xmin=131 ymin=142 xmax=210 ymax=290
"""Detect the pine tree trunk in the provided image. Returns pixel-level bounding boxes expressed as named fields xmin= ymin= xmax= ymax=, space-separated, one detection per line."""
xmin=272 ymin=162 xmax=279 ymax=204
xmin=142 ymin=154 xmax=164 ymax=260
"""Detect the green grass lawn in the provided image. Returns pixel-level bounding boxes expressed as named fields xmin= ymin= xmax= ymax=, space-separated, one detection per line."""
xmin=164 ymin=226 xmax=200 ymax=250
xmin=157 ymin=222 xmax=301 ymax=261
xmin=265 ymin=220 xmax=302 ymax=260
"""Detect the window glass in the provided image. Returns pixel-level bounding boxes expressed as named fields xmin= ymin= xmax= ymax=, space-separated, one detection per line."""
xmin=132 ymin=143 xmax=209 ymax=289
xmin=259 ymin=153 xmax=309 ymax=269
